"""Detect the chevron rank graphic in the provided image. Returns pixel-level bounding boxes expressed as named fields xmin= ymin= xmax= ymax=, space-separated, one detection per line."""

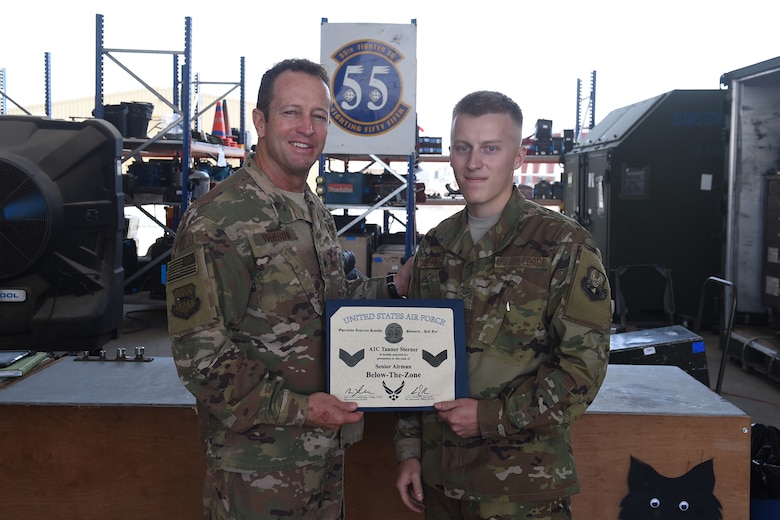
xmin=339 ymin=348 xmax=365 ymax=368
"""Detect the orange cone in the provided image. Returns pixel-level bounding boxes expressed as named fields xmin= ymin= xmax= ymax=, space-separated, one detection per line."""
xmin=221 ymin=100 xmax=237 ymax=147
xmin=212 ymin=101 xmax=227 ymax=143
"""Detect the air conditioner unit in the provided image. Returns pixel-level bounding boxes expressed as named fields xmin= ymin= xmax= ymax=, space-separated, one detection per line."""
xmin=0 ymin=116 xmax=124 ymax=351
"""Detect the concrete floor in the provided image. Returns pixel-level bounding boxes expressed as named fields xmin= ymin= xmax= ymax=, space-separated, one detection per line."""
xmin=109 ymin=297 xmax=780 ymax=430
xmin=701 ymin=328 xmax=780 ymax=429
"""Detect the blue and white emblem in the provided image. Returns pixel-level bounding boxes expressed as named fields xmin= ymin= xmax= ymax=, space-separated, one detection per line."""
xmin=330 ymin=39 xmax=412 ymax=136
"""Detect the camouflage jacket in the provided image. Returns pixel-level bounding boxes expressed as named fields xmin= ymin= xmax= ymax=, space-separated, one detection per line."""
xmin=395 ymin=187 xmax=611 ymax=501
xmin=166 ymin=154 xmax=386 ymax=472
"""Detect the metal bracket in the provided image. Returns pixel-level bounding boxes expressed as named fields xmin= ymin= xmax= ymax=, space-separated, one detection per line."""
xmin=74 ymin=347 xmax=154 ymax=362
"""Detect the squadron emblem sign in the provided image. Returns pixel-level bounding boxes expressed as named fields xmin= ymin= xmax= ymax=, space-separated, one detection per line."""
xmin=329 ymin=39 xmax=411 ymax=137
xmin=321 ymin=22 xmax=417 ymax=155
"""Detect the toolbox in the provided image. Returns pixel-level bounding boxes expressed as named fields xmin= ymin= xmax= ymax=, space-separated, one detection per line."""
xmin=609 ymin=325 xmax=709 ymax=387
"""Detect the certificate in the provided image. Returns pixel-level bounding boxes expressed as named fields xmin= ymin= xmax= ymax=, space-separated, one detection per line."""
xmin=326 ymin=299 xmax=467 ymax=411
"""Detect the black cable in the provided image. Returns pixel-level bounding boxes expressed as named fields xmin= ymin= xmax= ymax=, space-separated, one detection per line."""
xmin=121 ymin=309 xmax=156 ymax=335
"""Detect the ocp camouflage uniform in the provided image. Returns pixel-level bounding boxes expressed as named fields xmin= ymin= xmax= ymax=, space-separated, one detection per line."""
xmin=395 ymin=187 xmax=611 ymax=517
xmin=166 ymin=153 xmax=387 ymax=519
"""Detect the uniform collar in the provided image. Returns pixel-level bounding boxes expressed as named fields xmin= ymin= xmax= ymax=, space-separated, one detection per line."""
xmin=243 ymin=153 xmax=318 ymax=224
xmin=436 ymin=187 xmax=527 ymax=259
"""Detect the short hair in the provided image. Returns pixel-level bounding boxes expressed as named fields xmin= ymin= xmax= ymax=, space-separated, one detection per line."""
xmin=452 ymin=90 xmax=524 ymax=134
xmin=255 ymin=58 xmax=331 ymax=118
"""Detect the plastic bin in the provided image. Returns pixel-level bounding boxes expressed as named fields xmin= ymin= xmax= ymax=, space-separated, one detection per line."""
xmin=123 ymin=102 xmax=154 ymax=138
xmin=98 ymin=104 xmax=128 ymax=136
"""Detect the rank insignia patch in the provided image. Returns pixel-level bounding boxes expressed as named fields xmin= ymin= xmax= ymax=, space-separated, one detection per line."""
xmin=171 ymin=283 xmax=201 ymax=320
xmin=582 ymin=266 xmax=608 ymax=301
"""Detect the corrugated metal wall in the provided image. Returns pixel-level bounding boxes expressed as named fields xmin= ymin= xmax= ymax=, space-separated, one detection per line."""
xmin=6 ymin=87 xmax=251 ymax=141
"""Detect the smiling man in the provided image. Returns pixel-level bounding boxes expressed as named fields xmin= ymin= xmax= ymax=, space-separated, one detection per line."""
xmin=167 ymin=58 xmax=410 ymax=520
xmin=395 ymin=91 xmax=612 ymax=520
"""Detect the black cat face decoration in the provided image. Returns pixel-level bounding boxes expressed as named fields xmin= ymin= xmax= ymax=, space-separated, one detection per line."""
xmin=618 ymin=456 xmax=722 ymax=519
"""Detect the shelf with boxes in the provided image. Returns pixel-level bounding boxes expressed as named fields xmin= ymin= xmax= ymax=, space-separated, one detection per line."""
xmin=123 ymin=146 xmax=243 ymax=207
xmin=317 ymin=153 xmax=418 ymax=273
xmin=122 ymin=152 xmax=242 ymax=299
xmin=318 ymin=153 xmax=565 ymax=279
xmin=124 ymin=138 xmax=246 ymax=161
xmin=333 ymin=217 xmax=410 ymax=280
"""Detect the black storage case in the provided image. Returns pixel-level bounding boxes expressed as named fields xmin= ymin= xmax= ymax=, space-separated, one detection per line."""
xmin=609 ymin=325 xmax=710 ymax=387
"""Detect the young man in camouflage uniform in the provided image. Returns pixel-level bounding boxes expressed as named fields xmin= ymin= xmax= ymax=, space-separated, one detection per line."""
xmin=394 ymin=91 xmax=611 ymax=519
xmin=166 ymin=59 xmax=409 ymax=519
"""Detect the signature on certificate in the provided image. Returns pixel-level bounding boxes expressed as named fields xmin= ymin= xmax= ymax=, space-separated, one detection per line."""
xmin=344 ymin=385 xmax=374 ymax=398
xmin=410 ymin=384 xmax=430 ymax=396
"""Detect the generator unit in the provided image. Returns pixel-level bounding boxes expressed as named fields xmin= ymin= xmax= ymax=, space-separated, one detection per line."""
xmin=563 ymin=89 xmax=728 ymax=325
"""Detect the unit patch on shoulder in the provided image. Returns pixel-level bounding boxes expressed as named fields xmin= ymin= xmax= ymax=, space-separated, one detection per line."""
xmin=581 ymin=266 xmax=608 ymax=301
xmin=564 ymin=246 xmax=612 ymax=333
xmin=171 ymin=283 xmax=201 ymax=320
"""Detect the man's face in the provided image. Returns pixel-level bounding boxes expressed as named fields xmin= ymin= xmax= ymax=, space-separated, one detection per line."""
xmin=449 ymin=113 xmax=525 ymax=218
xmin=253 ymin=70 xmax=331 ymax=182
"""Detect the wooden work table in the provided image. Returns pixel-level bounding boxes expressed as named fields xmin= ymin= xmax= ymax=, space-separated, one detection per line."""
xmin=0 ymin=361 xmax=750 ymax=519
xmin=0 ymin=357 xmax=203 ymax=520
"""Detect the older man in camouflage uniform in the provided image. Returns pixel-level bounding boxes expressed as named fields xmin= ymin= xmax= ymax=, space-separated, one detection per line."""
xmin=167 ymin=59 xmax=406 ymax=519
xmin=395 ymin=91 xmax=611 ymax=519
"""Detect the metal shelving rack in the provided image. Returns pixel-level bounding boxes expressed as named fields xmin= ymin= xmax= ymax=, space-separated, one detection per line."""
xmin=0 ymin=53 xmax=52 ymax=117
xmin=94 ymin=13 xmax=246 ymax=216
xmin=93 ymin=13 xmax=246 ymax=290
xmin=320 ymin=153 xmax=562 ymax=262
